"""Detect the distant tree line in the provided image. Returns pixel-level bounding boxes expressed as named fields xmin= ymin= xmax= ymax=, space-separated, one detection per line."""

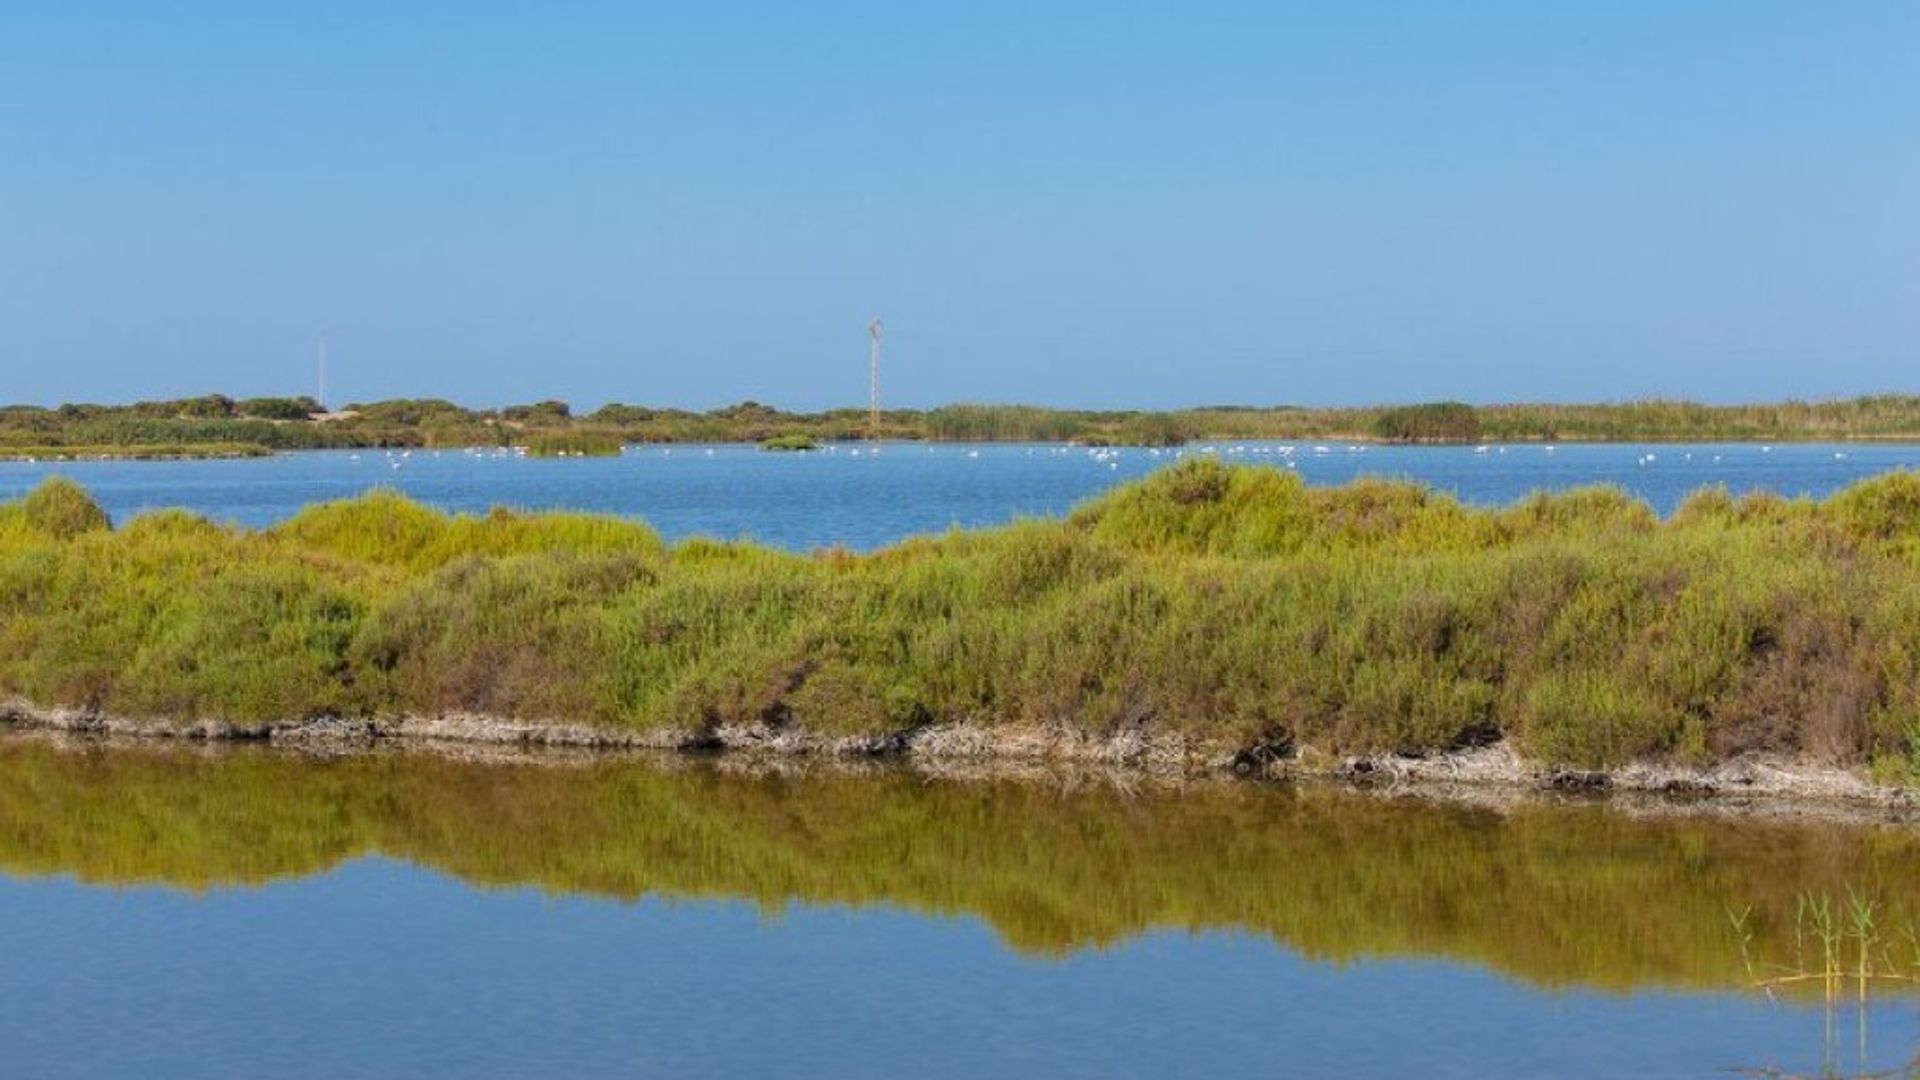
xmin=8 ymin=393 xmax=1920 ymax=455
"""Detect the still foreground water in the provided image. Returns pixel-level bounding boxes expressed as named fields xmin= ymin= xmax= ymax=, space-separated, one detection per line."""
xmin=2 ymin=737 xmax=1918 ymax=1079
xmin=3 ymin=440 xmax=1919 ymax=550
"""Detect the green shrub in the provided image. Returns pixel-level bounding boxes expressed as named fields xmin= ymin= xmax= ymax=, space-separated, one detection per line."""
xmin=237 ymin=397 xmax=320 ymax=421
xmin=1518 ymin=672 xmax=1672 ymax=767
xmin=276 ymin=493 xmax=664 ymax=572
xmin=1830 ymin=470 xmax=1920 ymax=541
xmin=5 ymin=470 xmax=1920 ymax=774
xmin=21 ymin=478 xmax=110 ymax=539
xmin=760 ymin=434 xmax=819 ymax=452
xmin=1671 ymin=485 xmax=1737 ymax=527
xmin=1371 ymin=401 xmax=1481 ymax=443
xmin=1502 ymin=485 xmax=1655 ymax=539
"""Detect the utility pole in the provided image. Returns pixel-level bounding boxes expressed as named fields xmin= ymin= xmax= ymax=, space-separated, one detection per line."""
xmin=316 ymin=330 xmax=329 ymax=412
xmin=868 ymin=318 xmax=883 ymax=443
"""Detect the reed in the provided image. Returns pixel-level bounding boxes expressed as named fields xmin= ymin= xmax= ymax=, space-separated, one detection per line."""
xmin=759 ymin=434 xmax=819 ymax=451
xmin=522 ymin=429 xmax=624 ymax=457
xmin=1728 ymin=890 xmax=1920 ymax=1079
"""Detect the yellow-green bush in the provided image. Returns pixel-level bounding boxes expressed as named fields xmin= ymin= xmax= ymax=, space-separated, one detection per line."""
xmin=19 ymin=476 xmax=109 ymax=539
xmin=7 ymin=462 xmax=1920 ymax=772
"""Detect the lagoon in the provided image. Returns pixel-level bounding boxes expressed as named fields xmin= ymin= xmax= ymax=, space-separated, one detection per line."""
xmin=4 ymin=440 xmax=1920 ymax=550
xmin=2 ymin=737 xmax=1917 ymax=1078
xmin=12 ymin=444 xmax=1920 ymax=1078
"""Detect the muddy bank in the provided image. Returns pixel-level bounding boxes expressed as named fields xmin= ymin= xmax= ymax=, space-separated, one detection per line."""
xmin=4 ymin=696 xmax=1911 ymax=819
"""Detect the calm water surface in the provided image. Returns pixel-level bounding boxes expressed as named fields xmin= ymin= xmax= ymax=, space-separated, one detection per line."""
xmin=3 ymin=440 xmax=1919 ymax=549
xmin=2 ymin=737 xmax=1918 ymax=1078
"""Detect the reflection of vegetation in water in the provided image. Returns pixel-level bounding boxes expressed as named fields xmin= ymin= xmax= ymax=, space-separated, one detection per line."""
xmin=1730 ymin=894 xmax=1920 ymax=1079
xmin=6 ymin=737 xmax=1920 ymax=996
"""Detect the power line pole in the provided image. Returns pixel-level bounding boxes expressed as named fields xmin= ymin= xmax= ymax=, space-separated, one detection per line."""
xmin=868 ymin=317 xmax=883 ymax=443
xmin=316 ymin=329 xmax=329 ymax=411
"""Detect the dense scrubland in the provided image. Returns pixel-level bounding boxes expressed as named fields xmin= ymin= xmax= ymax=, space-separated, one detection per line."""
xmin=7 ymin=460 xmax=1920 ymax=778
xmin=10 ymin=393 xmax=1920 ymax=456
xmin=1 ymin=737 xmax=1916 ymax=991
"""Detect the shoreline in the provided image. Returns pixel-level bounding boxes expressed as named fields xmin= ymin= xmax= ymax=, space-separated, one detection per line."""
xmin=0 ymin=444 xmax=275 ymax=463
xmin=6 ymin=698 xmax=1910 ymax=822
xmin=10 ymin=434 xmax=1920 ymax=464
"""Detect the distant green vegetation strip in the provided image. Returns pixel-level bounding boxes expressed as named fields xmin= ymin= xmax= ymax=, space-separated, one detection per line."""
xmin=8 ymin=460 xmax=1920 ymax=775
xmin=10 ymin=392 xmax=1920 ymax=452
xmin=0 ymin=443 xmax=273 ymax=461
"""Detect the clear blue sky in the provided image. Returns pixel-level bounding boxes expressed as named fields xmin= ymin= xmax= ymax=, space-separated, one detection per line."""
xmin=3 ymin=2 xmax=1916 ymax=411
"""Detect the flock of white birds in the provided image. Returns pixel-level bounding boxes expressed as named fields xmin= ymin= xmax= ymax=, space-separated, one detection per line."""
xmin=331 ymin=439 xmax=1872 ymax=475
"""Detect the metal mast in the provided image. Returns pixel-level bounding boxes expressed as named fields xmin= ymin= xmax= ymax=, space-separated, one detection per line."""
xmin=316 ymin=330 xmax=329 ymax=411
xmin=868 ymin=318 xmax=883 ymax=442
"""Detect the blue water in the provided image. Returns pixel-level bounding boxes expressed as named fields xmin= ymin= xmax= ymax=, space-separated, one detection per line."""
xmin=3 ymin=440 xmax=1917 ymax=550
xmin=2 ymin=860 xmax=1912 ymax=1080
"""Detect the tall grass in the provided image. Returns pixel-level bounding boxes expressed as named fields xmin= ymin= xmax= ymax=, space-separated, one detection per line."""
xmin=522 ymin=429 xmax=623 ymax=457
xmin=6 ymin=460 xmax=1920 ymax=771
xmin=759 ymin=433 xmax=819 ymax=451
